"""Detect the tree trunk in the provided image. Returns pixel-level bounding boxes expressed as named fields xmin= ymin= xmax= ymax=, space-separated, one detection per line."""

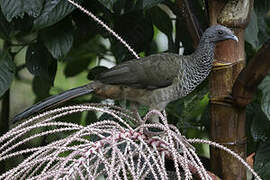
xmin=208 ymin=0 xmax=253 ymax=179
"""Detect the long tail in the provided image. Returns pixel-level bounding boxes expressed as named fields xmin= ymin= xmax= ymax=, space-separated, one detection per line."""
xmin=12 ymin=84 xmax=94 ymax=123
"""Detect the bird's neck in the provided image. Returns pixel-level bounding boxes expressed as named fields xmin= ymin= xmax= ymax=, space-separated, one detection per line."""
xmin=192 ymin=39 xmax=215 ymax=67
xmin=177 ymin=39 xmax=216 ymax=96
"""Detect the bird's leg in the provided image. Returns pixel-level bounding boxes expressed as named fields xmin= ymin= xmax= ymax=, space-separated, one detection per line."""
xmin=141 ymin=108 xmax=167 ymax=137
xmin=129 ymin=103 xmax=165 ymax=137
xmin=130 ymin=102 xmax=143 ymax=125
xmin=147 ymin=110 xmax=161 ymax=124
xmin=130 ymin=103 xmax=165 ymax=139
xmin=118 ymin=85 xmax=127 ymax=109
xmin=143 ymin=127 xmax=165 ymax=137
xmin=119 ymin=99 xmax=127 ymax=109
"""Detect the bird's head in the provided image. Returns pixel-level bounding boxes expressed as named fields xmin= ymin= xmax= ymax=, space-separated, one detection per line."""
xmin=202 ymin=25 xmax=238 ymax=43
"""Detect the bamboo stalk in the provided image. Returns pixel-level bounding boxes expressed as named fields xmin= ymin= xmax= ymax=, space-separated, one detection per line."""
xmin=208 ymin=0 xmax=253 ymax=179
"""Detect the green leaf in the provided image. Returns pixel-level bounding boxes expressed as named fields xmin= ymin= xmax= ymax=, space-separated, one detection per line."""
xmin=112 ymin=0 xmax=127 ymax=14
xmin=259 ymin=75 xmax=270 ymax=120
xmin=181 ymin=82 xmax=209 ymax=121
xmin=254 ymin=140 xmax=270 ymax=179
xmin=97 ymin=0 xmax=118 ymax=12
xmin=97 ymin=0 xmax=163 ymax=12
xmin=166 ymin=81 xmax=209 ymax=130
xmin=147 ymin=6 xmax=172 ymax=37
xmin=0 ymin=0 xmax=43 ymax=22
xmin=26 ymin=43 xmax=57 ymax=84
xmin=12 ymin=14 xmax=33 ymax=34
xmin=85 ymin=111 xmax=98 ymax=125
xmin=245 ymin=42 xmax=257 ymax=63
xmin=245 ymin=10 xmax=259 ymax=49
xmin=87 ymin=66 xmax=108 ymax=80
xmin=0 ymin=51 xmax=15 ymax=97
xmin=0 ymin=10 xmax=12 ymax=39
xmin=176 ymin=19 xmax=194 ymax=55
xmin=252 ymin=0 xmax=270 ymax=47
xmin=41 ymin=19 xmax=74 ymax=59
xmin=63 ymin=35 xmax=106 ymax=77
xmin=64 ymin=56 xmax=91 ymax=77
xmin=33 ymin=0 xmax=82 ymax=30
xmin=113 ymin=11 xmax=153 ymax=60
xmin=32 ymin=76 xmax=51 ymax=99
xmin=141 ymin=0 xmax=164 ymax=10
xmin=247 ymin=103 xmax=270 ymax=142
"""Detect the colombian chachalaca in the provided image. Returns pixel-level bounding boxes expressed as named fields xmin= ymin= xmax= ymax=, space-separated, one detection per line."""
xmin=13 ymin=25 xmax=238 ymax=123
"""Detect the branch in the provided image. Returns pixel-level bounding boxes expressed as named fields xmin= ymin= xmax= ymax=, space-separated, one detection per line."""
xmin=176 ymin=0 xmax=203 ymax=47
xmin=232 ymin=39 xmax=270 ymax=107
xmin=163 ymin=0 xmax=203 ymax=48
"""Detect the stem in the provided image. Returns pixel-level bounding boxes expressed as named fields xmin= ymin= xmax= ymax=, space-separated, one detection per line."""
xmin=0 ymin=90 xmax=10 ymax=135
xmin=0 ymin=89 xmax=10 ymax=174
xmin=176 ymin=0 xmax=202 ymax=47
xmin=1 ymin=41 xmax=11 ymax=136
xmin=164 ymin=0 xmax=202 ymax=49
xmin=0 ymin=40 xmax=12 ymax=174
xmin=233 ymin=38 xmax=270 ymax=107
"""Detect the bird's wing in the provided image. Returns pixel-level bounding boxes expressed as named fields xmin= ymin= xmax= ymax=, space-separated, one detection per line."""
xmin=97 ymin=53 xmax=183 ymax=89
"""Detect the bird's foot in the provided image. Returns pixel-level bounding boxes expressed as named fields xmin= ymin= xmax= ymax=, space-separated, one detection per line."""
xmin=143 ymin=128 xmax=165 ymax=137
xmin=129 ymin=102 xmax=145 ymax=125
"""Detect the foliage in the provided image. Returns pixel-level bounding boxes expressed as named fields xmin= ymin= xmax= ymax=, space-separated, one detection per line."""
xmin=0 ymin=0 xmax=270 ymax=178
xmin=254 ymin=139 xmax=270 ymax=180
xmin=0 ymin=51 xmax=15 ymax=97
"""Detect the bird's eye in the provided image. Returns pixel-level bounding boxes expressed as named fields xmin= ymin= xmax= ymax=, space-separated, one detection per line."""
xmin=218 ymin=30 xmax=223 ymax=35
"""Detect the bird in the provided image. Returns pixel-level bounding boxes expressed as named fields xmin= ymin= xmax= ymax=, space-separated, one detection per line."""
xmin=12 ymin=25 xmax=238 ymax=123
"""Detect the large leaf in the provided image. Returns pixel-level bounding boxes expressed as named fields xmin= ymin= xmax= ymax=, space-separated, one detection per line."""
xmin=246 ymin=103 xmax=270 ymax=142
xmin=97 ymin=0 xmax=118 ymax=12
xmin=0 ymin=9 xmax=12 ymax=39
xmin=176 ymin=18 xmax=194 ymax=55
xmin=26 ymin=43 xmax=57 ymax=84
xmin=40 ymin=19 xmax=74 ymax=59
xmin=32 ymin=76 xmax=51 ymax=99
xmin=97 ymin=0 xmax=164 ymax=12
xmin=0 ymin=0 xmax=43 ymax=22
xmin=33 ymin=0 xmax=82 ymax=30
xmin=147 ymin=6 xmax=172 ymax=37
xmin=254 ymin=140 xmax=270 ymax=179
xmin=64 ymin=56 xmax=92 ymax=77
xmin=64 ymin=36 xmax=104 ymax=77
xmin=87 ymin=66 xmax=108 ymax=80
xmin=259 ymin=75 xmax=270 ymax=120
xmin=166 ymin=81 xmax=209 ymax=130
xmin=250 ymin=0 xmax=270 ymax=48
xmin=140 ymin=0 xmax=164 ymax=9
xmin=180 ymin=81 xmax=209 ymax=122
xmin=245 ymin=10 xmax=259 ymax=49
xmin=113 ymin=11 xmax=153 ymax=62
xmin=0 ymin=51 xmax=15 ymax=97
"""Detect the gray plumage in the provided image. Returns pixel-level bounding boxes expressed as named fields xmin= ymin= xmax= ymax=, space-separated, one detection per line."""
xmin=98 ymin=53 xmax=181 ymax=89
xmin=13 ymin=25 xmax=238 ymax=123
xmin=96 ymin=25 xmax=237 ymax=109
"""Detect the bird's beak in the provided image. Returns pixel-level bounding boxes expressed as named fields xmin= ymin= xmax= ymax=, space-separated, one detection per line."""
xmin=226 ymin=35 xmax=239 ymax=42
